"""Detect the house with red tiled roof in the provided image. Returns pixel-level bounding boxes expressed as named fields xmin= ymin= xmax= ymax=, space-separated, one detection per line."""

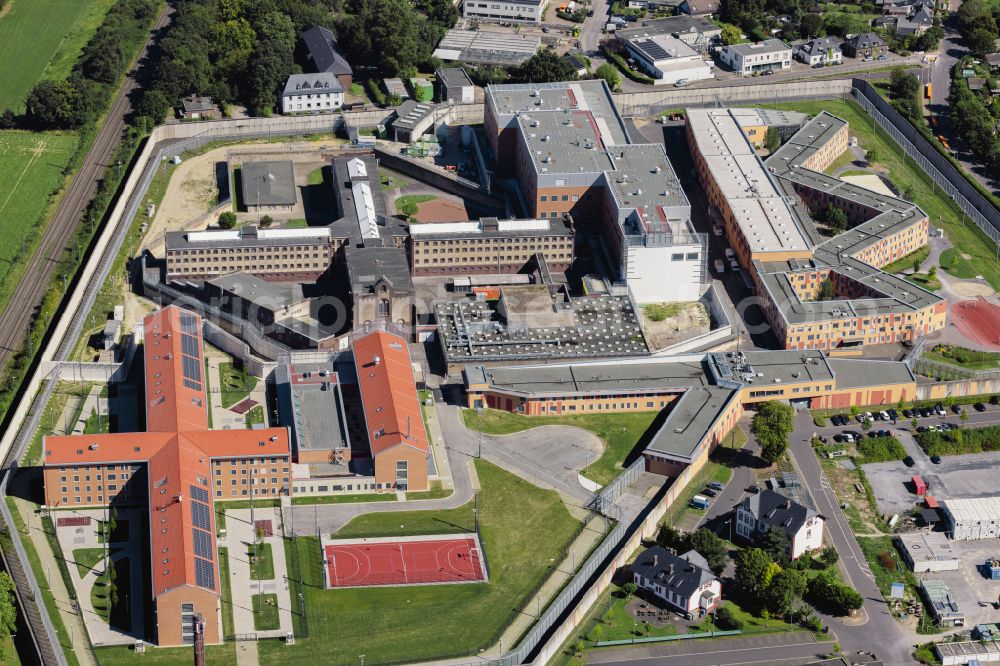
xmin=352 ymin=330 xmax=429 ymax=492
xmin=43 ymin=307 xmax=292 ymax=647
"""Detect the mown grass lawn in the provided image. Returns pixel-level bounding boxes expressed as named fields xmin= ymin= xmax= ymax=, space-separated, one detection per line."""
xmin=72 ymin=547 xmax=107 ymax=578
xmin=248 ymin=542 xmax=274 ymax=580
xmin=462 ymin=408 xmax=657 ymax=487
xmin=218 ymin=362 xmax=258 ymax=408
xmin=252 ymin=594 xmax=280 ymax=631
xmin=754 ymin=98 xmax=1000 ymax=291
xmin=258 ymin=460 xmax=582 ymax=665
xmin=94 ymin=644 xmax=238 ymax=666
xmin=0 ymin=0 xmax=116 ymax=108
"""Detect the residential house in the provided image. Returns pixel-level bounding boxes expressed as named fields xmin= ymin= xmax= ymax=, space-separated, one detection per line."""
xmin=720 ymin=39 xmax=792 ymax=75
xmin=631 ymin=547 xmax=721 ymax=617
xmin=985 ymin=53 xmax=1000 ymax=70
xmin=897 ymin=5 xmax=935 ymax=36
xmin=842 ymin=32 xmax=888 ymax=59
xmin=301 ymin=26 xmax=354 ymax=87
xmin=735 ymin=489 xmax=825 ymax=559
xmin=281 ymin=73 xmax=344 ymax=115
xmin=794 ymin=36 xmax=843 ymax=66
xmin=179 ymin=95 xmax=219 ymax=120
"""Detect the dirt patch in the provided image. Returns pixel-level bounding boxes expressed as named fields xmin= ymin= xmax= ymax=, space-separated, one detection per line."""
xmin=951 ymin=281 xmax=995 ymax=298
xmin=0 ymin=1 xmax=13 ymax=19
xmin=961 ymin=253 xmax=972 ymax=260
xmin=414 ymin=198 xmax=469 ymax=222
xmin=639 ymin=302 xmax=710 ymax=351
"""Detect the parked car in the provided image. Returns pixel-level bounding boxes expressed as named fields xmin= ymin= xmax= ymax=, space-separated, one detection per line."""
xmin=951 ymin=404 xmax=962 ymax=414
xmin=673 ymin=78 xmax=690 ymax=87
xmin=917 ymin=426 xmax=928 ymax=433
xmin=943 ymin=422 xmax=959 ymax=430
xmin=842 ymin=432 xmax=856 ymax=444
xmin=746 ymin=484 xmax=759 ymax=494
xmin=878 ymin=429 xmax=890 ymax=438
xmin=903 ymin=456 xmax=915 ymax=467
xmin=834 ymin=433 xmax=847 ymax=442
xmin=707 ymin=481 xmax=725 ymax=491
xmin=702 ymin=488 xmax=717 ymax=497
xmin=934 ymin=404 xmax=946 ymax=416
xmin=975 ymin=402 xmax=987 ymax=412
xmin=931 ymin=455 xmax=942 ymax=464
xmin=877 ymin=54 xmax=887 ymax=61
xmin=879 ymin=411 xmax=890 ymax=421
xmin=903 ymin=409 xmax=913 ymax=418
xmin=921 ymin=407 xmax=933 ymax=418
xmin=887 ymin=409 xmax=898 ymax=420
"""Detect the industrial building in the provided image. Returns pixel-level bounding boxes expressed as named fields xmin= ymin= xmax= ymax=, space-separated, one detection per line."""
xmin=432 ymin=29 xmax=541 ymax=66
xmin=617 ymin=15 xmax=721 ymax=53
xmin=687 ymin=108 xmax=946 ymax=351
xmin=896 ymin=532 xmax=959 ymax=573
xmin=942 ymin=497 xmax=1000 ymax=540
xmin=464 ymin=349 xmax=917 ymax=476
xmin=485 ymin=80 xmax=705 ymax=303
xmin=921 ymin=580 xmax=965 ymax=627
xmin=391 ymin=101 xmax=439 ymax=143
xmin=720 ymin=39 xmax=792 ymax=75
xmin=409 ymin=217 xmax=575 ymax=276
xmin=42 ymin=307 xmax=292 ymax=647
xmin=462 ymin=0 xmax=547 ymax=23
xmin=436 ymin=67 xmax=476 ymax=104
xmin=619 ymin=32 xmax=713 ymax=85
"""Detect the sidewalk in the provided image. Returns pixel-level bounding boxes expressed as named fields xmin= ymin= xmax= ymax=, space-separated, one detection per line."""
xmin=421 ymin=396 xmax=454 ymax=490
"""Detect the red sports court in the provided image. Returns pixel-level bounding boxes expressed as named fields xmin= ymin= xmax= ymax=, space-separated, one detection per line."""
xmin=951 ymin=298 xmax=1000 ymax=351
xmin=323 ymin=535 xmax=488 ymax=588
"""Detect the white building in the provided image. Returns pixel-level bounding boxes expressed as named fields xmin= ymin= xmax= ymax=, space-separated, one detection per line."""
xmin=281 ymin=73 xmax=344 ymax=115
xmin=735 ymin=489 xmax=825 ymax=559
xmin=793 ymin=37 xmax=843 ymax=66
xmin=624 ymin=236 xmax=704 ymax=303
xmin=631 ymin=547 xmax=721 ymax=617
xmin=622 ymin=33 xmax=713 ymax=85
xmin=720 ymin=39 xmax=792 ymax=76
xmin=942 ymin=497 xmax=1000 ymax=540
xmin=896 ymin=532 xmax=959 ymax=573
xmin=463 ymin=0 xmax=547 ymax=23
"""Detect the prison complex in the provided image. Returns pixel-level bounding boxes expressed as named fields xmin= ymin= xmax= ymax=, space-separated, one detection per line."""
xmin=686 ymin=108 xmax=946 ymax=351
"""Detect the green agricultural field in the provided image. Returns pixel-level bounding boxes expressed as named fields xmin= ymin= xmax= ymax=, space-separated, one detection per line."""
xmin=0 ymin=131 xmax=78 ymax=282
xmin=754 ymin=98 xmax=1000 ymax=291
xmin=0 ymin=0 xmax=116 ymax=109
xmin=259 ymin=460 xmax=582 ymax=665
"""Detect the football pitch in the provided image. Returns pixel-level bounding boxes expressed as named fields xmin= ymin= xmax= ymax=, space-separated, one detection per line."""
xmin=0 ymin=0 xmax=116 ymax=109
xmin=0 ymin=131 xmax=78 ymax=282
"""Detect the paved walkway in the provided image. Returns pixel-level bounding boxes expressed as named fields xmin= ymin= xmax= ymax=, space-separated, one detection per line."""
xmin=205 ymin=351 xmax=268 ymax=430
xmin=219 ymin=507 xmax=294 ymax=640
xmin=10 ymin=497 xmax=97 ymax=666
xmin=52 ymin=508 xmax=144 ymax=646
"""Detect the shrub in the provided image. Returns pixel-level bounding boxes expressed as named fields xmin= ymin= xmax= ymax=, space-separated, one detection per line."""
xmin=917 ymin=424 xmax=1000 ymax=456
xmin=878 ymin=551 xmax=897 ymax=572
xmin=218 ymin=211 xmax=238 ymax=229
xmin=856 ymin=436 xmax=907 ymax=463
xmin=715 ymin=605 xmax=742 ymax=630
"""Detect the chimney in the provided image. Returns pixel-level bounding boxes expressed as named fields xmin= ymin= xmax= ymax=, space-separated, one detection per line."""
xmin=373 ymin=355 xmax=381 ymax=366
xmin=653 ymin=554 xmax=658 ymax=567
xmin=668 ymin=563 xmax=673 ymax=575
xmin=786 ymin=499 xmax=792 ymax=509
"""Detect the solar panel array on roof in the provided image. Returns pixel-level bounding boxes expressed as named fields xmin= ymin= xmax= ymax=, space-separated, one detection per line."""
xmin=189 ymin=485 xmax=209 ymax=503
xmin=179 ymin=313 xmax=198 ymax=334
xmin=194 ymin=557 xmax=215 ymax=590
xmin=639 ymin=38 xmax=669 ymax=60
xmin=192 ymin=528 xmax=212 ymax=559
xmin=181 ymin=333 xmax=199 ymax=358
xmin=182 ymin=356 xmax=202 ymax=385
xmin=183 ymin=378 xmax=201 ymax=391
xmin=191 ymin=500 xmax=210 ymax=531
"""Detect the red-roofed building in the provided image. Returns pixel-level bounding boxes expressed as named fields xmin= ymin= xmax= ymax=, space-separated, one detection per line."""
xmin=352 ymin=330 xmax=429 ymax=492
xmin=43 ymin=306 xmax=291 ymax=647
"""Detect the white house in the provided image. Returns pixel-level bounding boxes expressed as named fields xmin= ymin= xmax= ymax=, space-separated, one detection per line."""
xmin=735 ymin=489 xmax=825 ymax=559
xmin=463 ymin=0 xmax=547 ymax=23
xmin=793 ymin=37 xmax=843 ymax=66
xmin=720 ymin=39 xmax=792 ymax=76
xmin=281 ymin=73 xmax=344 ymax=115
xmin=622 ymin=33 xmax=713 ymax=85
xmin=631 ymin=547 xmax=721 ymax=617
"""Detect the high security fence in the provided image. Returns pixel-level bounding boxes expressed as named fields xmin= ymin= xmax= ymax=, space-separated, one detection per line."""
xmin=852 ymin=80 xmax=1000 ymax=247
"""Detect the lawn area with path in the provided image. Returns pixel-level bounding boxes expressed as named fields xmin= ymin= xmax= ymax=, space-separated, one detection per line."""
xmin=462 ymin=408 xmax=657 ymax=487
xmin=756 ymin=98 xmax=1000 ymax=290
xmin=252 ymin=593 xmax=280 ymax=631
xmin=249 ymin=542 xmax=274 ymax=580
xmin=258 ymin=460 xmax=583 ymax=665
xmin=218 ymin=361 xmax=258 ymax=408
xmin=94 ymin=645 xmax=238 ymax=666
xmin=394 ymin=193 xmax=436 ymax=217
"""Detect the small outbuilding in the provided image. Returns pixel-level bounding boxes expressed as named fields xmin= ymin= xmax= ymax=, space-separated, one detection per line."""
xmin=911 ymin=474 xmax=927 ymax=496
xmin=179 ymin=95 xmax=220 ymax=120
xmin=897 ymin=532 xmax=958 ymax=573
xmin=435 ymin=67 xmax=475 ymax=104
xmin=240 ymin=160 xmax=297 ymax=213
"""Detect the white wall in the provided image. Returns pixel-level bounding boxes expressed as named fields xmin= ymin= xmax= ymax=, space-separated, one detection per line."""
xmin=282 ymin=91 xmax=344 ymax=114
xmin=791 ymin=516 xmax=824 ymax=559
xmin=463 ymin=0 xmax=545 ymax=22
xmin=626 ymin=244 xmax=702 ymax=303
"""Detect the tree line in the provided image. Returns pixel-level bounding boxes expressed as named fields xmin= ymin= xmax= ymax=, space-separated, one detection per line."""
xmin=949 ymin=59 xmax=1000 ymax=177
xmin=1 ymin=0 xmax=160 ymax=130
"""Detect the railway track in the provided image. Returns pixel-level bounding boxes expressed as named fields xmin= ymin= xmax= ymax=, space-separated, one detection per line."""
xmin=0 ymin=2 xmax=174 ymax=378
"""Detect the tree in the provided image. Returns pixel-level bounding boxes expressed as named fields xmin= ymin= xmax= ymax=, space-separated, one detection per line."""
xmin=820 ymin=545 xmax=839 ymax=567
xmin=245 ymin=12 xmax=296 ymax=114
xmin=339 ymin=0 xmax=440 ymax=76
xmin=861 ymin=417 xmax=872 ymax=433
xmin=961 ymin=409 xmax=969 ymax=423
xmin=622 ymin=581 xmax=637 ymax=599
xmin=765 ymin=126 xmax=781 ymax=152
xmin=763 ymin=569 xmax=807 ymax=616
xmin=903 ymin=185 xmax=916 ymax=201
xmin=656 ymin=524 xmax=685 ymax=550
xmin=818 ymin=278 xmax=834 ymax=301
xmin=218 ymin=211 xmax=238 ymax=229
xmin=595 ymin=63 xmax=621 ymax=92
xmin=689 ymin=528 xmax=729 ymax=575
xmin=752 ymin=402 xmax=795 ymax=465
xmin=958 ymin=0 xmax=998 ymax=35
xmin=81 ymin=36 xmax=126 ymax=84
xmin=928 ymin=265 xmax=937 ymax=280
xmin=758 ymin=526 xmax=791 ymax=562
xmin=866 ymin=148 xmax=878 ymax=165
xmin=0 ymin=573 xmax=15 ymax=663
xmin=0 ymin=109 xmax=15 ymax=129
xmin=511 ymin=49 xmax=579 ymax=84
xmin=25 ymin=80 xmax=93 ymax=129
xmin=911 ymin=417 xmax=919 ymax=430
xmin=806 ymin=571 xmax=863 ymax=615
xmin=890 ymin=66 xmax=920 ymax=102
xmin=969 ymin=27 xmax=999 ymax=57
xmin=823 ymin=203 xmax=848 ymax=233
xmin=735 ymin=548 xmax=774 ymax=597
xmin=259 ymin=214 xmax=274 ymax=228
xmin=720 ymin=22 xmax=743 ymax=45
xmin=799 ymin=13 xmax=824 ymax=39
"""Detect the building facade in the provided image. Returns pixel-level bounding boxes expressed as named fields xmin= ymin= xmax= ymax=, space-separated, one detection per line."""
xmin=621 ymin=33 xmax=713 ymax=85
xmin=281 ymin=73 xmax=345 ymax=114
xmin=735 ymin=490 xmax=825 ymax=559
xmin=463 ymin=0 xmax=547 ymax=23
xmin=720 ymin=39 xmax=792 ymax=75
xmin=631 ymin=547 xmax=721 ymax=616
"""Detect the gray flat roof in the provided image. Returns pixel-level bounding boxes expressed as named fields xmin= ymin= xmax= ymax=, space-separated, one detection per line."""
xmin=433 ymin=30 xmax=541 ymax=65
xmin=241 ymin=160 xmax=297 ymax=207
xmin=726 ymin=39 xmax=791 ymax=56
xmin=828 ymin=358 xmax=915 ymax=388
xmin=208 ymin=271 xmax=307 ymax=309
xmin=622 ymin=14 xmax=720 ymax=37
xmin=436 ymin=67 xmax=474 ymax=89
xmin=646 ymin=386 xmax=738 ymax=460
xmin=277 ymin=363 xmax=350 ymax=454
xmin=345 ymin=245 xmax=413 ymax=294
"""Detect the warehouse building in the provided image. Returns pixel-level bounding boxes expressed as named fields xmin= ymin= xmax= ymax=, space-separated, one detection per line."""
xmin=942 ymin=497 xmax=1000 ymax=540
xmin=42 ymin=307 xmax=292 ymax=646
xmin=897 ymin=532 xmax=959 ymax=573
xmin=620 ymin=32 xmax=713 ymax=85
xmin=409 ymin=217 xmax=575 ymax=276
xmin=485 ymin=80 xmax=705 ymax=303
xmin=922 ymin=580 xmax=965 ymax=627
xmin=618 ymin=15 xmax=721 ymax=53
xmin=433 ymin=29 xmax=541 ymax=66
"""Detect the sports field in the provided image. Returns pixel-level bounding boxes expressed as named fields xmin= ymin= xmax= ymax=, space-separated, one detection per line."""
xmin=323 ymin=535 xmax=487 ymax=587
xmin=259 ymin=460 xmax=583 ymax=665
xmin=0 ymin=131 xmax=78 ymax=281
xmin=0 ymin=0 xmax=116 ymax=109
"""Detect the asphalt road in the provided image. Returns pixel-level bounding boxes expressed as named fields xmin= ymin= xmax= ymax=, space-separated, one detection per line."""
xmin=787 ymin=411 xmax=916 ymax=666
xmin=0 ymin=3 xmax=174 ymax=379
xmin=586 ymin=632 xmax=827 ymax=666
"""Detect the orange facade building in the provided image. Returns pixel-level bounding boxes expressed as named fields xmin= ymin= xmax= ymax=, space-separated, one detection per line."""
xmin=353 ymin=331 xmax=430 ymax=492
xmin=43 ymin=307 xmax=291 ymax=647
